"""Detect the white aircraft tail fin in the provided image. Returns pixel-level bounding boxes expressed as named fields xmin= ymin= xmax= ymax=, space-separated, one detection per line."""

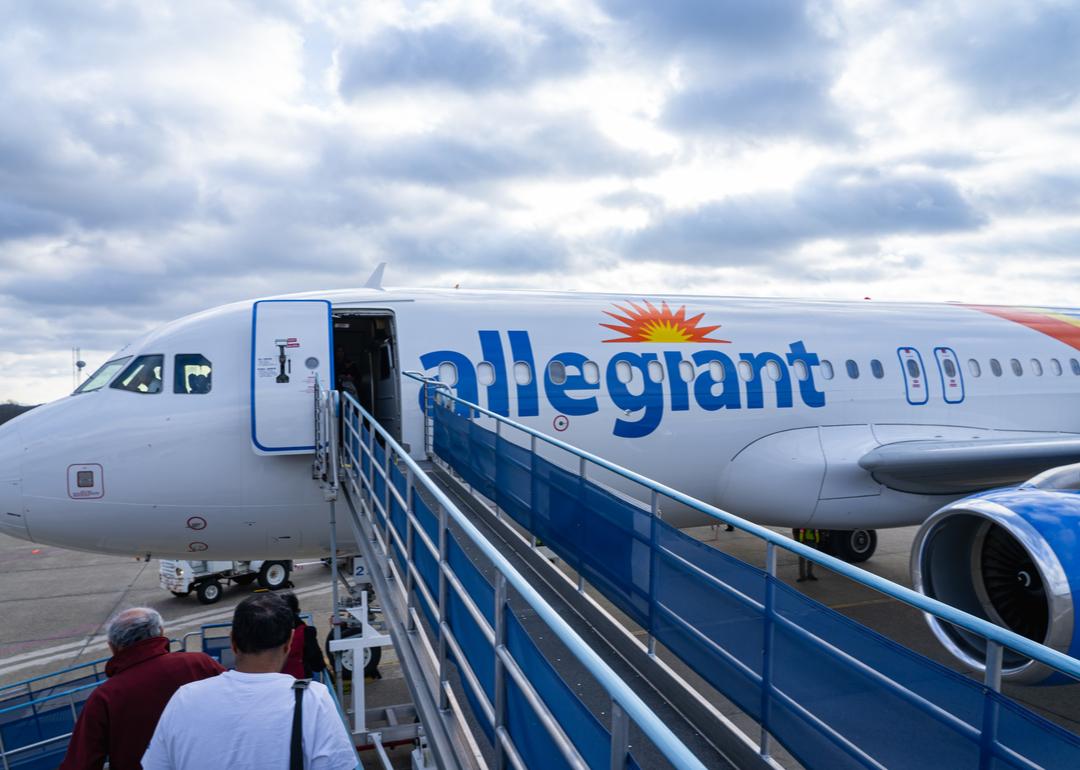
xmin=364 ymin=262 xmax=387 ymax=291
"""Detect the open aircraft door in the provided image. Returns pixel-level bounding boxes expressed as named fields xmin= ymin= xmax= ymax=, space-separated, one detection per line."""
xmin=251 ymin=299 xmax=333 ymax=455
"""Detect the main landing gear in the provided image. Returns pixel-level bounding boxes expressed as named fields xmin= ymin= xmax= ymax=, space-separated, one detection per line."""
xmin=820 ymin=529 xmax=878 ymax=563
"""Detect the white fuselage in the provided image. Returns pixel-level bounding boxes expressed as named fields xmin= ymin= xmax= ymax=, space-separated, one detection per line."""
xmin=1 ymin=288 xmax=1077 ymax=558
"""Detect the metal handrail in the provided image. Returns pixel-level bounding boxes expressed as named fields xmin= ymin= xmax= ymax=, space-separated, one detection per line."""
xmin=337 ymin=389 xmax=708 ymax=770
xmin=0 ymin=657 xmax=109 ymax=696
xmin=403 ymin=371 xmax=1080 ymax=683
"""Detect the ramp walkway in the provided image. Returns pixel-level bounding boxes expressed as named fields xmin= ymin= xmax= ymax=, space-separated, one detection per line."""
xmin=319 ymin=374 xmax=1080 ymax=770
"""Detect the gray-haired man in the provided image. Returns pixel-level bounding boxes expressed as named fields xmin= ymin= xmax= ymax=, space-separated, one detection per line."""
xmin=59 ymin=607 xmax=223 ymax=770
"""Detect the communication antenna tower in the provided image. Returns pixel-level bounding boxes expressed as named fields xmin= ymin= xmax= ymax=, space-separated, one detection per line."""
xmin=72 ymin=347 xmax=86 ymax=388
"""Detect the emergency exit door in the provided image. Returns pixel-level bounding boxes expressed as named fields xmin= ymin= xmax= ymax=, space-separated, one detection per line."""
xmin=251 ymin=299 xmax=333 ymax=454
xmin=933 ymin=347 xmax=965 ymax=404
xmin=897 ymin=347 xmax=928 ymax=405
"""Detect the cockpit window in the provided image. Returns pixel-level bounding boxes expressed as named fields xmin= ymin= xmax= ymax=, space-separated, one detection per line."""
xmin=175 ymin=354 xmax=212 ymax=394
xmin=111 ymin=355 xmax=164 ymax=394
xmin=74 ymin=357 xmax=132 ymax=394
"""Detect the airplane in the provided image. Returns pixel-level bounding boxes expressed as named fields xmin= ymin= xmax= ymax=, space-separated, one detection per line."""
xmin=2 ymin=268 xmax=1080 ymax=683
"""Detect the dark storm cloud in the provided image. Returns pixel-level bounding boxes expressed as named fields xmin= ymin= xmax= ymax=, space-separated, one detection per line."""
xmin=628 ymin=166 xmax=984 ymax=263
xmin=663 ymin=74 xmax=849 ymax=141
xmin=933 ymin=3 xmax=1080 ymax=111
xmin=338 ymin=14 xmax=588 ymax=95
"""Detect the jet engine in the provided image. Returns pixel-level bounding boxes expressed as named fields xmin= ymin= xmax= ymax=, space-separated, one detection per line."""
xmin=911 ymin=464 xmax=1080 ymax=684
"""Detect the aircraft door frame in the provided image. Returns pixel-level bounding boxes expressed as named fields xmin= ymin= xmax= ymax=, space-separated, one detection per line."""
xmin=933 ymin=346 xmax=965 ymax=404
xmin=897 ymin=347 xmax=929 ymax=406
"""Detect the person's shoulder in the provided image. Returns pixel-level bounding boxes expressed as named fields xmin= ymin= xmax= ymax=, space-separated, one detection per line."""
xmin=169 ymin=650 xmax=225 ymax=672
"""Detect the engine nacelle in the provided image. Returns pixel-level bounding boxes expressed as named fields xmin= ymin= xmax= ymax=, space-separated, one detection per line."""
xmin=911 ymin=464 xmax=1080 ymax=684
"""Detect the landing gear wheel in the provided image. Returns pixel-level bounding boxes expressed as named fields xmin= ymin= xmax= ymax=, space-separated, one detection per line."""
xmin=196 ymin=580 xmax=223 ymax=605
xmin=829 ymin=529 xmax=878 ymax=563
xmin=258 ymin=561 xmax=291 ymax=590
xmin=325 ymin=627 xmax=383 ymax=680
xmin=233 ymin=574 xmax=257 ymax=586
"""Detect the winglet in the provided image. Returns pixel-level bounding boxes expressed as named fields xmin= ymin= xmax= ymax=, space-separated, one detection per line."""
xmin=364 ymin=262 xmax=387 ymax=291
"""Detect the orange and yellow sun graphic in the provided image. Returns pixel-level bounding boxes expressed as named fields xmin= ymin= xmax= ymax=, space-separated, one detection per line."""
xmin=600 ymin=300 xmax=730 ymax=343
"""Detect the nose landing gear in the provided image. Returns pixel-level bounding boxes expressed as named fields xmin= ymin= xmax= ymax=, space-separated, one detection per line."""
xmin=821 ymin=528 xmax=878 ymax=563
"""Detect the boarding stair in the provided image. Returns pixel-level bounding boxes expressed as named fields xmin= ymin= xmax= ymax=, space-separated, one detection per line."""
xmin=317 ymin=374 xmax=1080 ymax=770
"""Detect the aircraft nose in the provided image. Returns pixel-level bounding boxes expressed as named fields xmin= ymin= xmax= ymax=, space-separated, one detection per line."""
xmin=0 ymin=424 xmax=28 ymax=540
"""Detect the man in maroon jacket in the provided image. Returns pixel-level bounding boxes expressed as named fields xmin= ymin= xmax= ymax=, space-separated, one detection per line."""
xmin=59 ymin=607 xmax=224 ymax=770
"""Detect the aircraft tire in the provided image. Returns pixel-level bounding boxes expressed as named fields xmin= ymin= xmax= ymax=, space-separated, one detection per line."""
xmin=828 ymin=529 xmax=878 ymax=563
xmin=196 ymin=580 xmax=223 ymax=605
xmin=258 ymin=561 xmax=291 ymax=590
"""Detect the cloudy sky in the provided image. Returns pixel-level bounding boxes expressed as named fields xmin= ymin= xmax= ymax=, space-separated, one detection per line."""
xmin=2 ymin=0 xmax=1079 ymax=403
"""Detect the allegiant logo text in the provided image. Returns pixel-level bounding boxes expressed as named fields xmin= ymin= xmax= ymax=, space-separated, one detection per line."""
xmin=419 ymin=331 xmax=826 ymax=439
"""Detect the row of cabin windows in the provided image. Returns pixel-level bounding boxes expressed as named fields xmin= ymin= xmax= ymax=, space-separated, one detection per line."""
xmin=76 ymin=354 xmax=213 ymax=395
xmin=969 ymin=357 xmax=1080 ymax=378
xmin=440 ymin=354 xmax=1080 ymax=389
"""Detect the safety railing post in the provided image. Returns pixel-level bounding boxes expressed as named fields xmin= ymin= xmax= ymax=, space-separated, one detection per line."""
xmin=529 ymin=434 xmax=538 ymax=549
xmin=0 ymin=725 xmax=10 ymax=770
xmin=978 ymin=640 xmax=1004 ymax=770
xmin=437 ymin=502 xmax=450 ymax=710
xmin=610 ymin=700 xmax=630 ymax=770
xmin=759 ymin=542 xmax=777 ymax=759
xmin=383 ymin=448 xmax=394 ymax=569
xmin=647 ymin=490 xmax=660 ymax=656
xmin=405 ymin=466 xmax=416 ymax=633
xmin=578 ymin=456 xmax=588 ymax=593
xmin=494 ymin=420 xmax=503 ymax=521
xmin=493 ymin=572 xmax=509 ymax=770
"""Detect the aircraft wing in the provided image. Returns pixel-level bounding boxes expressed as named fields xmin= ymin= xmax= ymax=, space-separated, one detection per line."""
xmin=858 ymin=434 xmax=1080 ymax=494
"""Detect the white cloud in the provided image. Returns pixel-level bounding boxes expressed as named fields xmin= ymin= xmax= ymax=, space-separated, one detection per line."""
xmin=1 ymin=0 xmax=1080 ymax=402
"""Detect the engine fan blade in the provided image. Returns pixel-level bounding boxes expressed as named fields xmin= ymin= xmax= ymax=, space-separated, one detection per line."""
xmin=980 ymin=524 xmax=1048 ymax=642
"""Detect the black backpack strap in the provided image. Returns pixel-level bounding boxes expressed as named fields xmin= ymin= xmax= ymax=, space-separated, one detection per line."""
xmin=290 ymin=679 xmax=311 ymax=770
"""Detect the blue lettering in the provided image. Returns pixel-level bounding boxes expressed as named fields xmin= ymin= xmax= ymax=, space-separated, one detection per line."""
xmin=418 ymin=332 xmax=827 ymax=438
xmin=692 ymin=351 xmax=740 ymax=411
xmin=478 ymin=330 xmax=509 ymax=416
xmin=607 ymin=352 xmax=664 ymax=438
xmin=739 ymin=352 xmax=792 ymax=409
xmin=418 ymin=349 xmax=478 ymax=416
xmin=544 ymin=352 xmax=600 ymax=416
xmin=786 ymin=340 xmax=825 ymax=408
xmin=508 ymin=331 xmax=539 ymax=417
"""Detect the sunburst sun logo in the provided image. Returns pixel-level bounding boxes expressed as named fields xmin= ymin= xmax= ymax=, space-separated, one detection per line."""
xmin=601 ymin=300 xmax=730 ymax=343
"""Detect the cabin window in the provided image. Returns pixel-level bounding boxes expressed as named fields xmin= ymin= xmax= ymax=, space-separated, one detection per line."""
xmin=678 ymin=360 xmax=695 ymax=382
xmin=477 ymin=362 xmax=495 ymax=387
xmin=583 ymin=361 xmax=600 ymax=385
xmin=111 ymin=355 xmax=164 ymax=394
xmin=820 ymin=360 xmax=834 ymax=380
xmin=548 ymin=361 xmax=567 ymax=386
xmin=763 ymin=360 xmax=781 ymax=381
xmin=174 ymin=354 xmax=212 ymax=394
xmin=708 ymin=360 xmax=726 ymax=381
xmin=1050 ymin=358 xmax=1063 ymax=376
xmin=1010 ymin=358 xmax=1023 ymax=376
xmin=647 ymin=360 xmax=665 ymax=382
xmin=615 ymin=360 xmax=633 ymax=384
xmin=438 ymin=362 xmax=459 ymax=387
xmin=905 ymin=358 xmax=921 ymax=379
xmin=513 ymin=361 xmax=532 ymax=386
xmin=968 ymin=359 xmax=981 ymax=377
xmin=737 ymin=360 xmax=753 ymax=381
xmin=792 ymin=360 xmax=809 ymax=381
xmin=1030 ymin=359 xmax=1043 ymax=377
xmin=870 ymin=359 xmax=884 ymax=379
xmin=942 ymin=358 xmax=957 ymax=379
xmin=990 ymin=358 xmax=1002 ymax=377
xmin=1072 ymin=358 xmax=1080 ymax=375
xmin=75 ymin=357 xmax=132 ymax=394
xmin=845 ymin=360 xmax=860 ymax=379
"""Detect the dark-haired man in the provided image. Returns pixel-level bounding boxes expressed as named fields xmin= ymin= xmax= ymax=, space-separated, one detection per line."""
xmin=59 ymin=608 xmax=223 ymax=770
xmin=142 ymin=593 xmax=355 ymax=769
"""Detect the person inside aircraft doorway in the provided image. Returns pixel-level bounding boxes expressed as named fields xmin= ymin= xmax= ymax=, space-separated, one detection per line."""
xmin=793 ymin=528 xmax=820 ymax=583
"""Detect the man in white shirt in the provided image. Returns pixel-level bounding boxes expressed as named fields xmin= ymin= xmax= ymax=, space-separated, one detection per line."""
xmin=142 ymin=593 xmax=357 ymax=770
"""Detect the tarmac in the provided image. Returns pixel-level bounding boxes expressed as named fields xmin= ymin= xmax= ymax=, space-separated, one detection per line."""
xmin=2 ymin=523 xmax=1078 ymax=767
